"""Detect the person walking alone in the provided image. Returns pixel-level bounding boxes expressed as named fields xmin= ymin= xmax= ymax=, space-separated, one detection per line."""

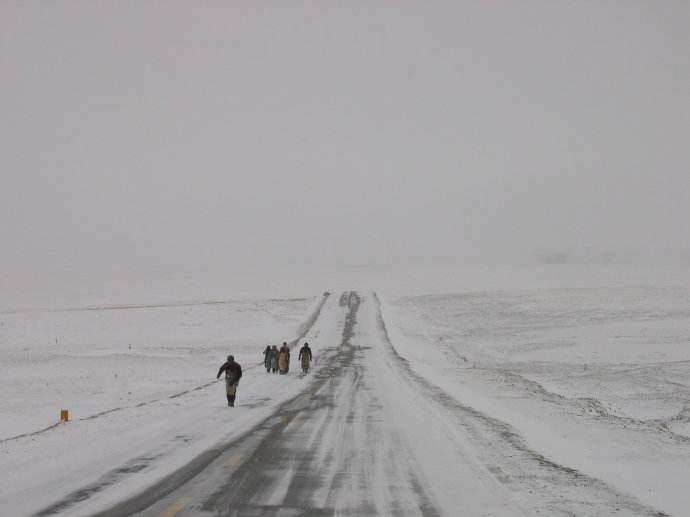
xmin=216 ymin=355 xmax=242 ymax=407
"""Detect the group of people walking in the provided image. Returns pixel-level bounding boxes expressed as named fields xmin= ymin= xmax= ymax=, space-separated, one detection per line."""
xmin=263 ymin=341 xmax=312 ymax=375
xmin=216 ymin=342 xmax=313 ymax=408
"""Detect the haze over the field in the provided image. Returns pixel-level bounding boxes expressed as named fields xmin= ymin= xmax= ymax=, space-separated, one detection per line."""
xmin=2 ymin=1 xmax=688 ymax=277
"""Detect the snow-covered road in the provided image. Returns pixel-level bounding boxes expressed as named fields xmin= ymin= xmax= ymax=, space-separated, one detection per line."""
xmin=2 ymin=290 xmax=683 ymax=516
xmin=80 ymin=293 xmax=673 ymax=516
xmin=89 ymin=292 xmax=521 ymax=517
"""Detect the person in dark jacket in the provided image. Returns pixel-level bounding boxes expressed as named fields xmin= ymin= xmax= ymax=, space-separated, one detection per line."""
xmin=263 ymin=345 xmax=272 ymax=373
xmin=298 ymin=342 xmax=312 ymax=373
xmin=217 ymin=355 xmax=242 ymax=407
xmin=270 ymin=345 xmax=279 ymax=373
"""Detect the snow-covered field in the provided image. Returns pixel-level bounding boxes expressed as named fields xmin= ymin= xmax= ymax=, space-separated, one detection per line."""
xmin=2 ymin=266 xmax=690 ymax=516
xmin=0 ymin=297 xmax=315 ymax=440
xmin=0 ymin=294 xmax=332 ymax=515
xmin=386 ymin=286 xmax=690 ymax=516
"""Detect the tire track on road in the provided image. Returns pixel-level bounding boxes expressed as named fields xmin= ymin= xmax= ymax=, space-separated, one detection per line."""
xmin=195 ymin=291 xmax=363 ymax=516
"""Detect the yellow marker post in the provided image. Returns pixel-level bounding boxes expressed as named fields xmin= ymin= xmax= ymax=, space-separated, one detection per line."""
xmin=60 ymin=409 xmax=69 ymax=422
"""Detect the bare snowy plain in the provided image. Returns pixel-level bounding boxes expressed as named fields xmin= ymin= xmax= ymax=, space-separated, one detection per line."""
xmin=1 ymin=265 xmax=689 ymax=516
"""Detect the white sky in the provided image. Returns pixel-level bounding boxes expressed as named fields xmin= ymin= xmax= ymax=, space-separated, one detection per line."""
xmin=1 ymin=1 xmax=688 ymax=276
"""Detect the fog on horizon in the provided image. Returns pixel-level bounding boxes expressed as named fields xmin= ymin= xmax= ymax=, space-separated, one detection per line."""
xmin=2 ymin=1 xmax=688 ymax=280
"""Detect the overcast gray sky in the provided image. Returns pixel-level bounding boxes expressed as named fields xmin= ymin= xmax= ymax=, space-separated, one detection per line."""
xmin=2 ymin=1 xmax=688 ymax=276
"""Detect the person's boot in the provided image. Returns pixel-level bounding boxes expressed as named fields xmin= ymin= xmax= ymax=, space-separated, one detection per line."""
xmin=227 ymin=395 xmax=232 ymax=407
xmin=229 ymin=395 xmax=235 ymax=407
